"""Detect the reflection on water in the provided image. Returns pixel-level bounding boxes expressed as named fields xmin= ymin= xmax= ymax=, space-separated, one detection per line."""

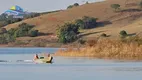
xmin=0 ymin=48 xmax=142 ymax=80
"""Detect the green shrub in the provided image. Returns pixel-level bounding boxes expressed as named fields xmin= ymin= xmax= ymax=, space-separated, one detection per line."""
xmin=119 ymin=30 xmax=127 ymax=38
xmin=7 ymin=28 xmax=18 ymax=36
xmin=15 ymin=23 xmax=35 ymax=37
xmin=29 ymin=30 xmax=39 ymax=37
xmin=0 ymin=14 xmax=23 ymax=27
xmin=57 ymin=22 xmax=79 ymax=43
xmin=0 ymin=34 xmax=8 ymax=44
xmin=111 ymin=4 xmax=120 ymax=11
xmin=67 ymin=3 xmax=79 ymax=9
xmin=6 ymin=23 xmax=37 ymax=43
xmin=0 ymin=21 xmax=8 ymax=28
xmin=75 ymin=16 xmax=97 ymax=29
xmin=0 ymin=13 xmax=40 ymax=28
xmin=74 ymin=3 xmax=79 ymax=6
xmin=18 ymin=23 xmax=34 ymax=30
xmin=75 ymin=19 xmax=84 ymax=29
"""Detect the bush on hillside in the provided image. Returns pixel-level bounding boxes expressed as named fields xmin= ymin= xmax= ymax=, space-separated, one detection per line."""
xmin=7 ymin=28 xmax=18 ymax=36
xmin=111 ymin=4 xmax=120 ymax=12
xmin=0 ymin=33 xmax=16 ymax=44
xmin=15 ymin=23 xmax=35 ymax=37
xmin=74 ymin=3 xmax=79 ymax=6
xmin=0 ymin=14 xmax=22 ymax=25
xmin=7 ymin=23 xmax=37 ymax=37
xmin=0 ymin=21 xmax=8 ymax=28
xmin=119 ymin=30 xmax=128 ymax=38
xmin=2 ymin=22 xmax=37 ymax=44
xmin=29 ymin=30 xmax=39 ymax=37
xmin=0 ymin=12 xmax=40 ymax=28
xmin=4 ymin=33 xmax=16 ymax=42
xmin=75 ymin=16 xmax=98 ymax=29
xmin=67 ymin=3 xmax=80 ymax=9
xmin=0 ymin=34 xmax=8 ymax=44
xmin=57 ymin=23 xmax=79 ymax=43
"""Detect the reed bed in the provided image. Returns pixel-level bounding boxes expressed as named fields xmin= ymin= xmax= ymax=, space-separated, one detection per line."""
xmin=55 ymin=39 xmax=142 ymax=60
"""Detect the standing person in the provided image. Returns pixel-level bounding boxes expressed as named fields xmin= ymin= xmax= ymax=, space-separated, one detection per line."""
xmin=33 ymin=54 xmax=39 ymax=60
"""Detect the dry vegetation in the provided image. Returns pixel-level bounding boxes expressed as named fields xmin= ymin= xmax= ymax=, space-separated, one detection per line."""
xmin=55 ymin=38 xmax=142 ymax=60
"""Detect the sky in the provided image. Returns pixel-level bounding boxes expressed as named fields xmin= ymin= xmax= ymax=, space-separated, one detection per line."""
xmin=0 ymin=0 xmax=104 ymax=14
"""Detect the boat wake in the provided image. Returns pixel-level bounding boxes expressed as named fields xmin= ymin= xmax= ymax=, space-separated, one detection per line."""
xmin=0 ymin=59 xmax=33 ymax=63
xmin=16 ymin=60 xmax=33 ymax=63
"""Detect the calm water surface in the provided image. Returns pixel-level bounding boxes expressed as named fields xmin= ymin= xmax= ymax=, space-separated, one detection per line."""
xmin=0 ymin=48 xmax=142 ymax=80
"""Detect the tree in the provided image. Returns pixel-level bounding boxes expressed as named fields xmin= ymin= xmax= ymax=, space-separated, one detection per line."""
xmin=7 ymin=23 xmax=36 ymax=38
xmin=111 ymin=4 xmax=120 ymax=12
xmin=67 ymin=3 xmax=79 ymax=9
xmin=119 ymin=30 xmax=127 ymax=38
xmin=15 ymin=23 xmax=35 ymax=37
xmin=57 ymin=23 xmax=79 ymax=43
xmin=0 ymin=34 xmax=8 ymax=44
xmin=75 ymin=16 xmax=98 ymax=29
xmin=74 ymin=3 xmax=79 ymax=6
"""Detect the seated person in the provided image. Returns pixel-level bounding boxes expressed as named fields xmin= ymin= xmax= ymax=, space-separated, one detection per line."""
xmin=47 ymin=54 xmax=53 ymax=62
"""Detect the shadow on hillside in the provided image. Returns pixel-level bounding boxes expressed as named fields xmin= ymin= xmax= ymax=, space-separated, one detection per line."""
xmin=120 ymin=9 xmax=142 ymax=12
xmin=38 ymin=32 xmax=53 ymax=36
xmin=97 ymin=21 xmax=112 ymax=27
xmin=127 ymin=33 xmax=136 ymax=37
xmin=79 ymin=31 xmax=106 ymax=38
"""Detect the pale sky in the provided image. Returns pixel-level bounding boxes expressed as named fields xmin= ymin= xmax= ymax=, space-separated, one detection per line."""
xmin=0 ymin=0 xmax=104 ymax=14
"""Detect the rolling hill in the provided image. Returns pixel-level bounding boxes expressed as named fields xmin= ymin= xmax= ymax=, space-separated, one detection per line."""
xmin=3 ymin=0 xmax=142 ymax=47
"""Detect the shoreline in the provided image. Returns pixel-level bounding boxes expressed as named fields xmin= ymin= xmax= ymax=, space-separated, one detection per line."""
xmin=54 ymin=39 xmax=142 ymax=60
xmin=1 ymin=38 xmax=142 ymax=61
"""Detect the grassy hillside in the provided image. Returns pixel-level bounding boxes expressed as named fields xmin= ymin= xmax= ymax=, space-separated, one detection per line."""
xmin=2 ymin=0 xmax=142 ymax=47
xmin=4 ymin=0 xmax=141 ymax=33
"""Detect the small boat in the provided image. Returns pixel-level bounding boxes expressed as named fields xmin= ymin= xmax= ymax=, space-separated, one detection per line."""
xmin=34 ymin=56 xmax=53 ymax=64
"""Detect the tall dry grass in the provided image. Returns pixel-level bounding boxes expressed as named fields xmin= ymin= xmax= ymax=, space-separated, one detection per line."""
xmin=55 ymin=38 xmax=142 ymax=60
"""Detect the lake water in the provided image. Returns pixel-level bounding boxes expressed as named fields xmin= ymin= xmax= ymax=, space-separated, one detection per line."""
xmin=0 ymin=48 xmax=142 ymax=80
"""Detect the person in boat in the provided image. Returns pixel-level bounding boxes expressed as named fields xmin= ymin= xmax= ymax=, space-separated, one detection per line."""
xmin=33 ymin=54 xmax=39 ymax=60
xmin=46 ymin=54 xmax=53 ymax=63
